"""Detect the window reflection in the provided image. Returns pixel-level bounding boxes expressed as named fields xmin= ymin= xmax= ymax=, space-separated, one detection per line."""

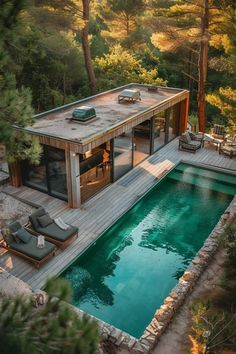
xmin=113 ymin=131 xmax=133 ymax=181
xmin=80 ymin=142 xmax=111 ymax=203
xmin=47 ymin=147 xmax=67 ymax=200
xmin=153 ymin=115 xmax=166 ymax=151
xmin=167 ymin=106 xmax=179 ymax=142
xmin=133 ymin=120 xmax=151 ymax=166
xmin=21 ymin=153 xmax=47 ymax=192
xmin=21 ymin=146 xmax=68 ymax=201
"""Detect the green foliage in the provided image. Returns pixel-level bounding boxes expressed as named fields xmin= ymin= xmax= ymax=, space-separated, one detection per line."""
xmin=0 ymin=278 xmax=100 ymax=354
xmin=0 ymin=0 xmax=41 ymax=163
xmin=95 ymin=45 xmax=166 ymax=91
xmin=1 ymin=0 xmax=235 ymax=156
xmin=207 ymin=87 xmax=236 ymax=128
xmin=188 ymin=113 xmax=199 ymax=132
xmin=190 ymin=300 xmax=236 ymax=353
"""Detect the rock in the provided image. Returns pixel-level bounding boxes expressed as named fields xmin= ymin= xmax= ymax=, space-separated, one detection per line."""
xmin=155 ymin=304 xmax=174 ymax=322
xmin=0 ymin=267 xmax=32 ymax=298
xmin=32 ymin=290 xmax=48 ymax=307
xmin=128 ymin=338 xmax=138 ymax=350
xmin=132 ymin=342 xmax=148 ymax=353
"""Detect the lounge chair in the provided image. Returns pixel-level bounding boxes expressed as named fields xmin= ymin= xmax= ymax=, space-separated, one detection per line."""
xmin=178 ymin=132 xmax=202 ymax=153
xmin=29 ymin=208 xmax=79 ymax=250
xmin=0 ymin=221 xmax=56 ymax=268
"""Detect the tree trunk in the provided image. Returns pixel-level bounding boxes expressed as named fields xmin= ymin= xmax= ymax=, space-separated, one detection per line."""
xmin=125 ymin=13 xmax=130 ymax=35
xmin=197 ymin=0 xmax=209 ymax=133
xmin=81 ymin=0 xmax=97 ymax=95
xmin=63 ymin=64 xmax=66 ymax=105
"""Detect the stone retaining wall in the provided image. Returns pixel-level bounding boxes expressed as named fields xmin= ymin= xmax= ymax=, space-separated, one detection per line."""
xmin=138 ymin=195 xmax=236 ymax=353
xmin=1 ymin=196 xmax=235 ymax=354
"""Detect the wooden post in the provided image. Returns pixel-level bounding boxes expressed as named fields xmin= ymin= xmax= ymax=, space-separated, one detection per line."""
xmin=172 ymin=103 xmax=180 ymax=135
xmin=66 ymin=151 xmax=81 ymax=208
xmin=9 ymin=161 xmax=22 ymax=187
xmin=179 ymin=96 xmax=189 ymax=134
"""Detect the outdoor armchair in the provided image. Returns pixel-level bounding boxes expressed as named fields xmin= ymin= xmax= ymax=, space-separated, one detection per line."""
xmin=178 ymin=132 xmax=202 ymax=153
xmin=203 ymin=124 xmax=227 ymax=150
xmin=29 ymin=207 xmax=79 ymax=249
xmin=0 ymin=221 xmax=56 ymax=268
xmin=210 ymin=124 xmax=227 ymax=140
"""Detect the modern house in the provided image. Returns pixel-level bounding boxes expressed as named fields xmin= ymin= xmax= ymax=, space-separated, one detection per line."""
xmin=10 ymin=83 xmax=189 ymax=208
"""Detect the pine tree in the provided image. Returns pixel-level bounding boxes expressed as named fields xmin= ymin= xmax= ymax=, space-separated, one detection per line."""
xmin=0 ymin=278 xmax=100 ymax=354
xmin=0 ymin=0 xmax=41 ymax=163
xmin=149 ymin=0 xmax=235 ymax=132
xmin=33 ymin=0 xmax=97 ymax=95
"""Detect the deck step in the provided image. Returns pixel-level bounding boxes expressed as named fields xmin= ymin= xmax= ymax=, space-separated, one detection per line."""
xmin=175 ymin=163 xmax=236 ymax=186
xmin=167 ymin=170 xmax=236 ymax=195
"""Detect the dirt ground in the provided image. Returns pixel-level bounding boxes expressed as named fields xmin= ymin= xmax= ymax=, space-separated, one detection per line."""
xmin=0 ymin=191 xmax=34 ymax=229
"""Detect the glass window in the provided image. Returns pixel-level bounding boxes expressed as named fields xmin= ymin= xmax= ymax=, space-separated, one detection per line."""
xmin=80 ymin=142 xmax=111 ymax=203
xmin=167 ymin=105 xmax=179 ymax=142
xmin=153 ymin=114 xmax=166 ymax=152
xmin=133 ymin=120 xmax=151 ymax=166
xmin=47 ymin=146 xmax=68 ymax=200
xmin=21 ymin=145 xmax=68 ymax=201
xmin=21 ymin=152 xmax=47 ymax=192
xmin=113 ymin=131 xmax=133 ymax=181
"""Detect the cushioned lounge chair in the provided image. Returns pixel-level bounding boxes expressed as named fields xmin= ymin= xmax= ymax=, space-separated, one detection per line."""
xmin=29 ymin=208 xmax=79 ymax=250
xmin=178 ymin=132 xmax=201 ymax=153
xmin=0 ymin=221 xmax=56 ymax=268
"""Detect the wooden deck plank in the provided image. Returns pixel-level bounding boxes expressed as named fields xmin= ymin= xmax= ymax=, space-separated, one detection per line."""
xmin=1 ymin=138 xmax=236 ymax=289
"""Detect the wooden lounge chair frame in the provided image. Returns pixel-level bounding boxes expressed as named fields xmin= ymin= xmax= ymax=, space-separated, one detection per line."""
xmin=26 ymin=222 xmax=79 ymax=250
xmin=0 ymin=227 xmax=56 ymax=268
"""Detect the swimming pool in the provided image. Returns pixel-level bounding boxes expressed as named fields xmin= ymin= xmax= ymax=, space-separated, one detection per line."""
xmin=61 ymin=163 xmax=236 ymax=338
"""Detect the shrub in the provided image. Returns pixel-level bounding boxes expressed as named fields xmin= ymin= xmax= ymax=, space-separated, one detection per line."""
xmin=0 ymin=278 xmax=100 ymax=354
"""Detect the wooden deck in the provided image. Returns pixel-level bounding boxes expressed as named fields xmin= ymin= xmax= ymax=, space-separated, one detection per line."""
xmin=1 ymin=138 xmax=236 ymax=290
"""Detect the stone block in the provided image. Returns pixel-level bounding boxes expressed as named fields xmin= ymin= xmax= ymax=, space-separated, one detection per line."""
xmin=132 ymin=342 xmax=148 ymax=354
xmin=128 ymin=338 xmax=138 ymax=350
xmin=32 ymin=289 xmax=48 ymax=307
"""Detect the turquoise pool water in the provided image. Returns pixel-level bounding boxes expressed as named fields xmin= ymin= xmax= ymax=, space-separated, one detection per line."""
xmin=61 ymin=163 xmax=236 ymax=338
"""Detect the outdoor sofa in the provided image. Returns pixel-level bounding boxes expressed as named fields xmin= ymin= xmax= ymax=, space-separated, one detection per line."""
xmin=178 ymin=132 xmax=202 ymax=153
xmin=0 ymin=221 xmax=56 ymax=268
xmin=29 ymin=207 xmax=79 ymax=250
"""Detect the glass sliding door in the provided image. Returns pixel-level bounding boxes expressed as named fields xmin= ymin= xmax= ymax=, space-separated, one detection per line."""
xmin=21 ymin=151 xmax=48 ymax=193
xmin=167 ymin=106 xmax=179 ymax=143
xmin=80 ymin=142 xmax=111 ymax=203
xmin=113 ymin=130 xmax=133 ymax=181
xmin=47 ymin=146 xmax=67 ymax=200
xmin=21 ymin=145 xmax=68 ymax=201
xmin=153 ymin=114 xmax=166 ymax=152
xmin=133 ymin=120 xmax=151 ymax=166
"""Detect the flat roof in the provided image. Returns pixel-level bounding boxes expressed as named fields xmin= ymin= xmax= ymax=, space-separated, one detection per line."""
xmin=23 ymin=84 xmax=188 ymax=145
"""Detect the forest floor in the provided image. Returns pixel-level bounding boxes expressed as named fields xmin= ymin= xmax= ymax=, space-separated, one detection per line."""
xmin=0 ymin=191 xmax=34 ymax=229
xmin=152 ymin=248 xmax=226 ymax=354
